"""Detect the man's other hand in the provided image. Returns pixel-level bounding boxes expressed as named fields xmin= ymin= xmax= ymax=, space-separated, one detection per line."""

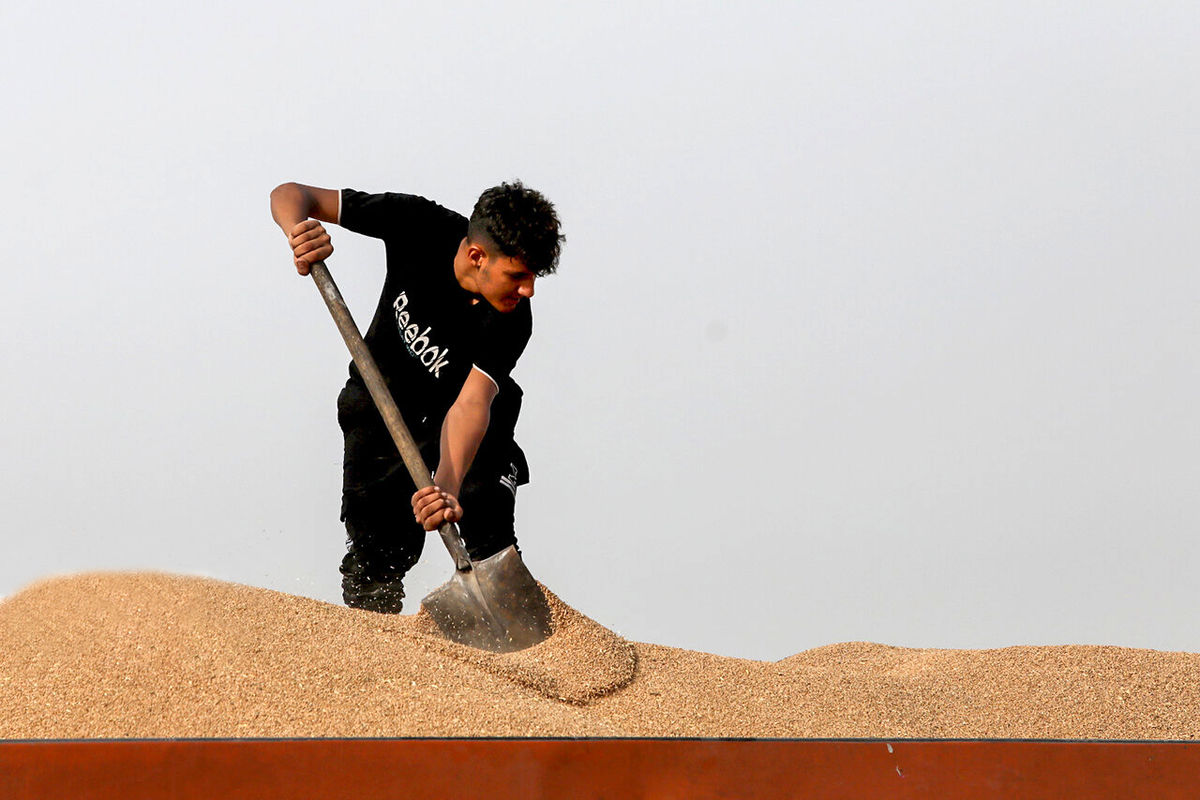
xmin=412 ymin=485 xmax=463 ymax=531
xmin=288 ymin=219 xmax=333 ymax=275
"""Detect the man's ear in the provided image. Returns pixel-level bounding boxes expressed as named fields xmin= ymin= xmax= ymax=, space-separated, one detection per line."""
xmin=466 ymin=241 xmax=489 ymax=269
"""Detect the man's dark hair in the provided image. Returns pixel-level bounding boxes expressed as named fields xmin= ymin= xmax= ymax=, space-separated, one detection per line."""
xmin=467 ymin=181 xmax=564 ymax=276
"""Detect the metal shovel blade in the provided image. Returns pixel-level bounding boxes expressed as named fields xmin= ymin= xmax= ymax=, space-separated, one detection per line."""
xmin=421 ymin=546 xmax=553 ymax=653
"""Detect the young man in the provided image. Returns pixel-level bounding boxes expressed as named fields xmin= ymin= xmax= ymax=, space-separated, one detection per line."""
xmin=270 ymin=181 xmax=563 ymax=613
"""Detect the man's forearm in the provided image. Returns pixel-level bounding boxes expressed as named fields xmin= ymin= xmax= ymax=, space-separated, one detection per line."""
xmin=270 ymin=183 xmax=339 ymax=274
xmin=434 ymin=400 xmax=491 ymax=497
xmin=270 ymin=182 xmax=317 ymax=233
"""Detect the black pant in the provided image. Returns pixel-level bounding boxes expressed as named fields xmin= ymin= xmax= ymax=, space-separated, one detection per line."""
xmin=336 ymin=379 xmax=529 ymax=585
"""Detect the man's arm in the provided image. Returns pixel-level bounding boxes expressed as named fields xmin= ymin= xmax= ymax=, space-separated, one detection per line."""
xmin=411 ymin=368 xmax=499 ymax=531
xmin=269 ymin=182 xmax=341 ymax=275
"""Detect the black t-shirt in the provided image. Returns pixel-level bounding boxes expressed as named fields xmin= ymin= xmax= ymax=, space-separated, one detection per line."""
xmin=338 ymin=189 xmax=532 ymax=441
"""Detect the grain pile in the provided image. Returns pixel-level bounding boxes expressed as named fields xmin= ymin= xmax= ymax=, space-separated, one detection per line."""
xmin=1 ymin=572 xmax=1197 ymax=739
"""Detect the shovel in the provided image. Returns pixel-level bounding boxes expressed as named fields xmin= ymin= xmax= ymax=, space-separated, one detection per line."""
xmin=309 ymin=260 xmax=553 ymax=653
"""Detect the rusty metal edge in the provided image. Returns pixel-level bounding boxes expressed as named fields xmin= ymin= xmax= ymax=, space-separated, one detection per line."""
xmin=2 ymin=738 xmax=1198 ymax=799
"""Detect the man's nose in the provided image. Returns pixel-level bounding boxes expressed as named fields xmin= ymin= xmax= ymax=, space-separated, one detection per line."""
xmin=519 ymin=278 xmax=535 ymax=298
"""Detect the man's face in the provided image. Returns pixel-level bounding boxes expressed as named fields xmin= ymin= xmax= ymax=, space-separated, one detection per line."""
xmin=478 ymin=255 xmax=536 ymax=312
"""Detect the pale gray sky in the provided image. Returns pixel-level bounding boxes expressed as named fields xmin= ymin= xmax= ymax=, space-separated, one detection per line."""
xmin=2 ymin=1 xmax=1197 ymax=660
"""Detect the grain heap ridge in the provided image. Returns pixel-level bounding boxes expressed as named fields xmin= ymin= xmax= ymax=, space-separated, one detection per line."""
xmin=2 ymin=572 xmax=1197 ymax=740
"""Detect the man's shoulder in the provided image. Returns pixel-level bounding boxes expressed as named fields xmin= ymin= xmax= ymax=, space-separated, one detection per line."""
xmin=348 ymin=188 xmax=461 ymax=211
xmin=340 ymin=189 xmax=467 ymax=239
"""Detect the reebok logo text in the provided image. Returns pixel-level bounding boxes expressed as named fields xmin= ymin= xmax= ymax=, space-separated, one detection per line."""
xmin=393 ymin=291 xmax=451 ymax=378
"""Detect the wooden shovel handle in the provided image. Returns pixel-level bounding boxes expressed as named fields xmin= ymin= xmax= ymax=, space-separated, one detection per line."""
xmin=309 ymin=261 xmax=471 ymax=570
